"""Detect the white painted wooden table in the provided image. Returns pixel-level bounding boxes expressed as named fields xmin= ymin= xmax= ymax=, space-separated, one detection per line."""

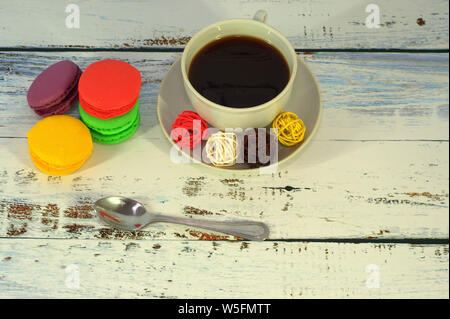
xmin=0 ymin=0 xmax=448 ymax=298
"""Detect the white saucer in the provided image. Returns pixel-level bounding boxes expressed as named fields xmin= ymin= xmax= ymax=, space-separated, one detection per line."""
xmin=157 ymin=57 xmax=322 ymax=171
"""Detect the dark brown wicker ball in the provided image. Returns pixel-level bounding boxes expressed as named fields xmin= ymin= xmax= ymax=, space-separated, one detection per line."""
xmin=242 ymin=128 xmax=277 ymax=168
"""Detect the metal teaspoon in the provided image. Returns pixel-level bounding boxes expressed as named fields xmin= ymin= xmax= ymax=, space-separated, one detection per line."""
xmin=95 ymin=196 xmax=269 ymax=241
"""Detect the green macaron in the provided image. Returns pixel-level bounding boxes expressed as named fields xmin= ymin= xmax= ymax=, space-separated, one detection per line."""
xmin=79 ymin=99 xmax=140 ymax=144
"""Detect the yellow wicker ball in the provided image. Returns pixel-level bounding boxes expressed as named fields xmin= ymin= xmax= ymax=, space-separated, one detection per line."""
xmin=272 ymin=112 xmax=306 ymax=146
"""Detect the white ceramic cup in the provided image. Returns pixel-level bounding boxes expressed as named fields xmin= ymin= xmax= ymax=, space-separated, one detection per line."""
xmin=181 ymin=11 xmax=297 ymax=130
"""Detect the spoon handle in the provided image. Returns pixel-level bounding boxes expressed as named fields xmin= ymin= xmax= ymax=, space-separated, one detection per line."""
xmin=152 ymin=215 xmax=269 ymax=241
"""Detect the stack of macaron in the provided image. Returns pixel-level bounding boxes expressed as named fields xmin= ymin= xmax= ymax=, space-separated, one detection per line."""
xmin=78 ymin=59 xmax=142 ymax=144
xmin=25 ymin=58 xmax=142 ymax=176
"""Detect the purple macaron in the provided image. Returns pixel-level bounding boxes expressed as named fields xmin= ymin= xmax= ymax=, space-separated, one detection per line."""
xmin=27 ymin=60 xmax=82 ymax=117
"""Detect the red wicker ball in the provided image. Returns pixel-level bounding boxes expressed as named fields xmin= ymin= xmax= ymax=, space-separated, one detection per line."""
xmin=171 ymin=111 xmax=208 ymax=149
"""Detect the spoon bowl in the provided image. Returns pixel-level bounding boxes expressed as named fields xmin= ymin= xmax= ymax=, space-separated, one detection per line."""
xmin=95 ymin=196 xmax=152 ymax=231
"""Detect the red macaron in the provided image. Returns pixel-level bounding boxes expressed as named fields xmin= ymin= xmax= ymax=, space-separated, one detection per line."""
xmin=78 ymin=59 xmax=141 ymax=119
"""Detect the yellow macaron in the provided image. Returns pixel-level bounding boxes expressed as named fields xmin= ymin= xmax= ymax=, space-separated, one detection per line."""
xmin=27 ymin=115 xmax=93 ymax=175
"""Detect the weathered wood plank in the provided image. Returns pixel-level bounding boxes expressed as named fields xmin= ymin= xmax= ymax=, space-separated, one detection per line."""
xmin=0 ymin=51 xmax=448 ymax=140
xmin=1 ymin=137 xmax=448 ymax=240
xmin=0 ymin=51 xmax=448 ymax=240
xmin=0 ymin=0 xmax=448 ymax=50
xmin=0 ymin=239 xmax=447 ymax=298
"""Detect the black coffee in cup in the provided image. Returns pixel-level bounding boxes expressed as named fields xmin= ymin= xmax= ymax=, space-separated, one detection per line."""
xmin=188 ymin=35 xmax=290 ymax=108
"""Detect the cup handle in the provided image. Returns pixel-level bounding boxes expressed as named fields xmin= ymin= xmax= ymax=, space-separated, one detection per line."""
xmin=253 ymin=10 xmax=268 ymax=24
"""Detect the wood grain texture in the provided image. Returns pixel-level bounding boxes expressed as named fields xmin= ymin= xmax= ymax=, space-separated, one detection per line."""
xmin=1 ymin=51 xmax=448 ymax=140
xmin=0 ymin=51 xmax=448 ymax=240
xmin=1 ymin=0 xmax=449 ymax=299
xmin=0 ymin=239 xmax=447 ymax=298
xmin=0 ymin=138 xmax=449 ymax=240
xmin=0 ymin=0 xmax=448 ymax=50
